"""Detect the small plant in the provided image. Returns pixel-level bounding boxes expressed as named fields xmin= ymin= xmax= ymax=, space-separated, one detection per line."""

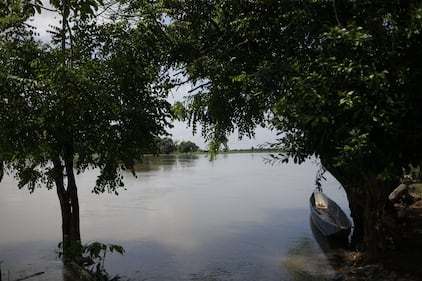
xmin=83 ymin=242 xmax=125 ymax=281
xmin=58 ymin=241 xmax=125 ymax=281
xmin=401 ymin=164 xmax=421 ymax=184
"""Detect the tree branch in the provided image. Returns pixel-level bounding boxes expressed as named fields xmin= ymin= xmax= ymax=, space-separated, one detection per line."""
xmin=39 ymin=5 xmax=58 ymax=13
xmin=332 ymin=0 xmax=342 ymax=26
xmin=15 ymin=272 xmax=45 ymax=281
xmin=188 ymin=81 xmax=212 ymax=93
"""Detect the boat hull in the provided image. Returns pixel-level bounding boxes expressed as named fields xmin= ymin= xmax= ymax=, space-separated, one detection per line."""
xmin=310 ymin=191 xmax=352 ymax=237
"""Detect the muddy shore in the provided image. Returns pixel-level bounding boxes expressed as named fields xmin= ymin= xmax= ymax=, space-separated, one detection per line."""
xmin=330 ymin=249 xmax=422 ymax=281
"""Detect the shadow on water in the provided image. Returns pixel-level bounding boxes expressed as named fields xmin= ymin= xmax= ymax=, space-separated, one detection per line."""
xmin=282 ymin=218 xmax=350 ymax=281
xmin=283 ymin=237 xmax=337 ymax=281
xmin=309 ymin=217 xmax=349 ymax=262
xmin=310 ymin=217 xmax=350 ymax=278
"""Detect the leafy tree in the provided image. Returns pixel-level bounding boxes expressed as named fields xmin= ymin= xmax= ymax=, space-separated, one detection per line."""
xmin=0 ymin=0 xmax=172 ymax=261
xmin=177 ymin=141 xmax=199 ymax=153
xmin=162 ymin=0 xmax=422 ymax=260
xmin=157 ymin=137 xmax=177 ymax=154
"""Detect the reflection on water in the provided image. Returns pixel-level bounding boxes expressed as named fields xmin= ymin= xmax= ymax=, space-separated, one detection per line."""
xmin=308 ymin=217 xmax=351 ymax=280
xmin=133 ymin=154 xmax=200 ymax=173
xmin=0 ymin=153 xmax=350 ymax=281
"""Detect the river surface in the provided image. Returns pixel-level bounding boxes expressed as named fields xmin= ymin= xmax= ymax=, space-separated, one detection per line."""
xmin=0 ymin=153 xmax=351 ymax=281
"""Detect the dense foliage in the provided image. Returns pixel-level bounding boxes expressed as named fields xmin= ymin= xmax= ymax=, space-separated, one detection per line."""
xmin=177 ymin=140 xmax=199 ymax=153
xmin=156 ymin=137 xmax=177 ymax=154
xmin=162 ymin=0 xmax=422 ymax=259
xmin=0 ymin=0 xmax=172 ymax=259
xmin=154 ymin=137 xmax=201 ymax=154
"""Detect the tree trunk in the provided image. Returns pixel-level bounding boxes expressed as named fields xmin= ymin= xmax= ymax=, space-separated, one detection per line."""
xmin=324 ymin=164 xmax=365 ymax=249
xmin=64 ymin=145 xmax=81 ymax=245
xmin=53 ymin=153 xmax=81 ymax=262
xmin=361 ymin=178 xmax=392 ymax=261
xmin=324 ymin=163 xmax=393 ymax=259
xmin=345 ymin=188 xmax=365 ymax=250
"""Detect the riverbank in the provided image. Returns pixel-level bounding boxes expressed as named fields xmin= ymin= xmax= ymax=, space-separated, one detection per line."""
xmin=337 ymin=252 xmax=422 ymax=281
xmin=334 ymin=182 xmax=422 ymax=281
xmin=332 ymin=249 xmax=422 ymax=281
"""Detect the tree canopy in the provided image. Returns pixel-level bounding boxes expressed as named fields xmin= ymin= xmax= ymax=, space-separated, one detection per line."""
xmin=162 ymin=0 xmax=422 ymax=259
xmin=177 ymin=140 xmax=199 ymax=153
xmin=156 ymin=137 xmax=177 ymax=154
xmin=0 ymin=0 xmax=173 ymax=259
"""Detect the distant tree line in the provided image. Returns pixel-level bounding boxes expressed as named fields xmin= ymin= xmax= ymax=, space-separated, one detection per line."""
xmin=155 ymin=137 xmax=200 ymax=154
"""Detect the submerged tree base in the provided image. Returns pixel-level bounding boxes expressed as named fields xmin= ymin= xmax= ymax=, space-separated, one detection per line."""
xmin=59 ymin=242 xmax=124 ymax=281
xmin=66 ymin=262 xmax=97 ymax=281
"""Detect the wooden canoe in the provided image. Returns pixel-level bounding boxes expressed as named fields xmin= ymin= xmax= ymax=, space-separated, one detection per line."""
xmin=310 ymin=191 xmax=352 ymax=237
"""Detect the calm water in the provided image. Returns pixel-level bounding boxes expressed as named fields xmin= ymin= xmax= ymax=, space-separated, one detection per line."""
xmin=0 ymin=153 xmax=350 ymax=281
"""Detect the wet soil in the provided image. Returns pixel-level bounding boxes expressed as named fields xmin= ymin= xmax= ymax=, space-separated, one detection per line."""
xmin=326 ymin=231 xmax=422 ymax=281
xmin=334 ymin=250 xmax=422 ymax=281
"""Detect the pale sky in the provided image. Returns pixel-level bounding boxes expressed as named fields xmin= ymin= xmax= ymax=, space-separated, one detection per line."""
xmin=30 ymin=1 xmax=280 ymax=150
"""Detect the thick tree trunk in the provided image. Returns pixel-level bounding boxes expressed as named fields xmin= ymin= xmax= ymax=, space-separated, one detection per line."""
xmin=324 ymin=163 xmax=393 ymax=259
xmin=324 ymin=164 xmax=365 ymax=249
xmin=53 ymin=153 xmax=81 ymax=262
xmin=361 ymin=179 xmax=391 ymax=261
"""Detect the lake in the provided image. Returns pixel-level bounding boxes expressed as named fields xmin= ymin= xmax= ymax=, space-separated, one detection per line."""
xmin=0 ymin=153 xmax=351 ymax=281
